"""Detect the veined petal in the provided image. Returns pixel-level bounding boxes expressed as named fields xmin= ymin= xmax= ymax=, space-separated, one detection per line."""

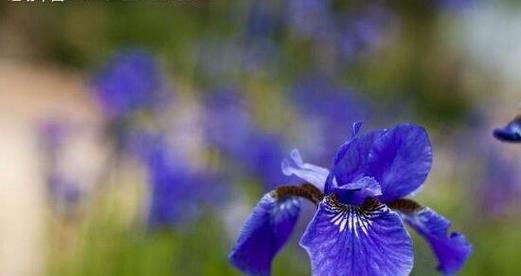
xmin=300 ymin=195 xmax=413 ymax=276
xmin=326 ymin=129 xmax=385 ymax=194
xmin=402 ymin=207 xmax=472 ymax=275
xmin=367 ymin=124 xmax=432 ymax=202
xmin=282 ymin=149 xmax=329 ymax=191
xmin=229 ymin=193 xmax=301 ymax=276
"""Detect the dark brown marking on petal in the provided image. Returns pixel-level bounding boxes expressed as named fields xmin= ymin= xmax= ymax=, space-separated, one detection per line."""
xmin=361 ymin=197 xmax=384 ymax=211
xmin=387 ymin=198 xmax=423 ymax=213
xmin=273 ymin=183 xmax=324 ymax=205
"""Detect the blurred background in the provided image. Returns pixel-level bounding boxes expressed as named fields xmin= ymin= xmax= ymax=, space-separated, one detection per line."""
xmin=1 ymin=0 xmax=521 ymax=275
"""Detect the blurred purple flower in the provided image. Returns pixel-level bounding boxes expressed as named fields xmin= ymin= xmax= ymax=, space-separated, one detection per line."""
xmin=246 ymin=0 xmax=283 ymax=39
xmin=285 ymin=1 xmax=392 ymax=65
xmin=230 ymin=122 xmax=471 ymax=275
xmin=243 ymin=1 xmax=285 ymax=73
xmin=451 ymin=114 xmax=520 ymax=217
xmin=90 ymin=49 xmax=165 ymax=120
xmin=291 ymin=77 xmax=367 ymax=163
xmin=477 ymin=149 xmax=520 ymax=216
xmin=204 ymin=89 xmax=297 ymax=190
xmin=237 ymin=131 xmax=297 ymax=190
xmin=38 ymin=120 xmax=83 ymax=216
xmin=335 ymin=6 xmax=392 ymax=60
xmin=285 ymin=0 xmax=332 ymax=40
xmin=137 ymin=133 xmax=222 ymax=228
xmin=46 ymin=174 xmax=83 ymax=216
xmin=144 ymin=139 xmax=200 ymax=227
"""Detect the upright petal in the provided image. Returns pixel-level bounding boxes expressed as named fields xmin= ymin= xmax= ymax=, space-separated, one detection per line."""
xmin=367 ymin=124 xmax=432 ymax=202
xmin=282 ymin=149 xmax=329 ymax=191
xmin=300 ymin=195 xmax=413 ymax=276
xmin=229 ymin=193 xmax=301 ymax=276
xmin=401 ymin=207 xmax=472 ymax=275
xmin=326 ymin=129 xmax=385 ymax=194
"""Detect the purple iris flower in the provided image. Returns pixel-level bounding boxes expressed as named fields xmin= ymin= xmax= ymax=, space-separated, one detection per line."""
xmin=145 ymin=142 xmax=199 ymax=227
xmin=90 ymin=49 xmax=164 ymax=120
xmin=493 ymin=115 xmax=521 ymax=143
xmin=237 ymin=131 xmax=297 ymax=190
xmin=291 ymin=77 xmax=367 ymax=163
xmin=204 ymin=89 xmax=297 ymax=190
xmin=477 ymin=149 xmax=520 ymax=216
xmin=284 ymin=1 xmax=391 ymax=66
xmin=335 ymin=6 xmax=391 ymax=61
xmin=139 ymin=134 xmax=211 ymax=228
xmin=229 ymin=122 xmax=471 ymax=275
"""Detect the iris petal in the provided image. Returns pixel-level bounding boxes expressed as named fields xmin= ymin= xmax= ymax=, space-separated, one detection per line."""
xmin=367 ymin=124 xmax=432 ymax=202
xmin=229 ymin=193 xmax=301 ymax=276
xmin=300 ymin=195 xmax=413 ymax=276
xmin=402 ymin=207 xmax=472 ymax=275
xmin=493 ymin=116 xmax=521 ymax=142
xmin=326 ymin=129 xmax=385 ymax=194
xmin=331 ymin=176 xmax=382 ymax=205
xmin=282 ymin=149 xmax=329 ymax=191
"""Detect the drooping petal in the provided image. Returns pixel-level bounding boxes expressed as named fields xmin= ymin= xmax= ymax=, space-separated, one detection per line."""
xmin=299 ymin=195 xmax=413 ymax=276
xmin=367 ymin=124 xmax=432 ymax=202
xmin=282 ymin=149 xmax=329 ymax=191
xmin=493 ymin=115 xmax=521 ymax=143
xmin=229 ymin=193 xmax=301 ymax=276
xmin=401 ymin=207 xmax=472 ymax=275
xmin=326 ymin=129 xmax=385 ymax=194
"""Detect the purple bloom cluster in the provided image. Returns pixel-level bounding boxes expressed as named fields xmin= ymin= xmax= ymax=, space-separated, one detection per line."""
xmin=477 ymin=148 xmax=520 ymax=216
xmin=285 ymin=0 xmax=392 ymax=63
xmin=229 ymin=122 xmax=471 ymax=275
xmin=133 ymin=131 xmax=226 ymax=228
xmin=90 ymin=49 xmax=220 ymax=228
xmin=140 ymin=136 xmax=202 ymax=227
xmin=291 ymin=77 xmax=367 ymax=163
xmin=90 ymin=49 xmax=164 ymax=120
xmin=204 ymin=89 xmax=297 ymax=190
